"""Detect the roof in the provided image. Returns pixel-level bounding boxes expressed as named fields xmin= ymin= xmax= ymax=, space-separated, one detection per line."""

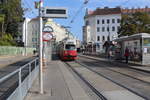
xmin=85 ymin=7 xmax=121 ymax=18
xmin=85 ymin=7 xmax=150 ymax=18
xmin=115 ymin=33 xmax=150 ymax=42
xmin=121 ymin=7 xmax=150 ymax=14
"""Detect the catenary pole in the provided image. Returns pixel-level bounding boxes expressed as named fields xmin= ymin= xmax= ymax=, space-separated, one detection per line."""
xmin=39 ymin=0 xmax=43 ymax=94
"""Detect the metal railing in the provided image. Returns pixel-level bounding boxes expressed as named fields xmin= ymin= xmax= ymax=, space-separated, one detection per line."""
xmin=0 ymin=58 xmax=39 ymax=100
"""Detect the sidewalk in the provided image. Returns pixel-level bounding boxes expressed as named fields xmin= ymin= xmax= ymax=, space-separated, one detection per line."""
xmin=0 ymin=54 xmax=34 ymax=68
xmin=80 ymin=54 xmax=150 ymax=73
xmin=25 ymin=61 xmax=90 ymax=100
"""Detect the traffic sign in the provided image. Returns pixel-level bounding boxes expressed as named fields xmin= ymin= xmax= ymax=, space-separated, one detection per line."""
xmin=43 ymin=32 xmax=53 ymax=41
xmin=43 ymin=26 xmax=53 ymax=32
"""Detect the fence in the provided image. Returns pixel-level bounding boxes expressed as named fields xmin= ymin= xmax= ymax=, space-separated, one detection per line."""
xmin=0 ymin=58 xmax=39 ymax=100
xmin=0 ymin=46 xmax=36 ymax=55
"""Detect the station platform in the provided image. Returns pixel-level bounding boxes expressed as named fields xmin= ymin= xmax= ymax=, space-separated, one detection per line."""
xmin=79 ymin=54 xmax=150 ymax=73
xmin=25 ymin=61 xmax=90 ymax=100
xmin=0 ymin=54 xmax=149 ymax=100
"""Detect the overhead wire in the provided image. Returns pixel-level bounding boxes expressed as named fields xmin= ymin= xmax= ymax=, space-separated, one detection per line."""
xmin=23 ymin=0 xmax=37 ymax=18
xmin=118 ymin=0 xmax=130 ymax=8
xmin=69 ymin=0 xmax=90 ymax=24
xmin=68 ymin=0 xmax=90 ymax=39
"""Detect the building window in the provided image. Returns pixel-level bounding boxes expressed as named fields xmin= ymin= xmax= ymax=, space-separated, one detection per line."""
xmin=112 ymin=19 xmax=115 ymax=23
xmin=117 ymin=19 xmax=121 ymax=23
xmin=102 ymin=20 xmax=105 ymax=24
xmin=86 ymin=20 xmax=89 ymax=25
xmin=102 ymin=36 xmax=105 ymax=41
xmin=97 ymin=20 xmax=100 ymax=24
xmin=97 ymin=36 xmax=100 ymax=41
xmin=32 ymin=38 xmax=35 ymax=42
xmin=107 ymin=36 xmax=110 ymax=41
xmin=97 ymin=27 xmax=100 ymax=32
xmin=107 ymin=19 xmax=110 ymax=24
xmin=102 ymin=27 xmax=105 ymax=32
xmin=112 ymin=26 xmax=115 ymax=31
xmin=35 ymin=38 xmax=37 ymax=42
xmin=107 ymin=27 xmax=109 ymax=32
xmin=117 ymin=26 xmax=120 ymax=32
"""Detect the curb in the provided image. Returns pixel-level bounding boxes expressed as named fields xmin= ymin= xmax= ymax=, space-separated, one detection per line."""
xmin=79 ymin=54 xmax=150 ymax=73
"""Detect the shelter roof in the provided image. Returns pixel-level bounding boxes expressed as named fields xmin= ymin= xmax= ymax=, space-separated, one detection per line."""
xmin=115 ymin=33 xmax=150 ymax=42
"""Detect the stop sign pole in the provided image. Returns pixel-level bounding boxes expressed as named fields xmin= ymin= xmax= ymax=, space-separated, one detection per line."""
xmin=39 ymin=0 xmax=43 ymax=94
xmin=38 ymin=0 xmax=67 ymax=94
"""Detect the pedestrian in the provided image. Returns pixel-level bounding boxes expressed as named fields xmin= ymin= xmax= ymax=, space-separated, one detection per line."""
xmin=124 ymin=47 xmax=129 ymax=63
xmin=108 ymin=46 xmax=113 ymax=61
xmin=108 ymin=50 xmax=112 ymax=61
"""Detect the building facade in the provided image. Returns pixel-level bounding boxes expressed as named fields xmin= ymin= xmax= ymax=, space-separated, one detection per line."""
xmin=22 ymin=18 xmax=72 ymax=48
xmin=83 ymin=7 xmax=121 ymax=52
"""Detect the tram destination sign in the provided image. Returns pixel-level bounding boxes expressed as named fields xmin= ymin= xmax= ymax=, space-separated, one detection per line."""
xmin=42 ymin=7 xmax=68 ymax=18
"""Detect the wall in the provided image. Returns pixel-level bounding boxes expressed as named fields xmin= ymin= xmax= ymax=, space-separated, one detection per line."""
xmin=0 ymin=46 xmax=35 ymax=55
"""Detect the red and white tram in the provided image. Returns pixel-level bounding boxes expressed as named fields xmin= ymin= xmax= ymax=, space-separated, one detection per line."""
xmin=57 ymin=38 xmax=77 ymax=60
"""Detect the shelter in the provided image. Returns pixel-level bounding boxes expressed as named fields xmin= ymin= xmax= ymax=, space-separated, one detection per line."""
xmin=114 ymin=33 xmax=150 ymax=65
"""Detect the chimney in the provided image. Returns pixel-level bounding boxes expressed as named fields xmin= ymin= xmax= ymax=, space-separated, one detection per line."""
xmin=116 ymin=6 xmax=121 ymax=8
xmin=85 ymin=8 xmax=88 ymax=15
xmin=104 ymin=6 xmax=109 ymax=9
xmin=97 ymin=7 xmax=101 ymax=9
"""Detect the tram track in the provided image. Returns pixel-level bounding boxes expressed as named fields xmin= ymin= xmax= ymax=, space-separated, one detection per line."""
xmin=77 ymin=56 xmax=150 ymax=100
xmin=65 ymin=62 xmax=108 ymax=100
xmin=79 ymin=55 xmax=150 ymax=74
xmin=79 ymin=55 xmax=150 ymax=82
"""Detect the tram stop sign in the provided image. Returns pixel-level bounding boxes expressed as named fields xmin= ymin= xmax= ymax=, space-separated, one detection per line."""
xmin=43 ymin=21 xmax=54 ymax=41
xmin=43 ymin=32 xmax=53 ymax=41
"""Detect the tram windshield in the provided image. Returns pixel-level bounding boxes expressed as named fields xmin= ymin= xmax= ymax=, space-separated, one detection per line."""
xmin=65 ymin=44 xmax=76 ymax=50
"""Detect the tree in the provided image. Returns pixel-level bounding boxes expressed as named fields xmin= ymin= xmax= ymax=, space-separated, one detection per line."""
xmin=0 ymin=0 xmax=23 ymax=46
xmin=0 ymin=34 xmax=16 ymax=46
xmin=118 ymin=12 xmax=150 ymax=37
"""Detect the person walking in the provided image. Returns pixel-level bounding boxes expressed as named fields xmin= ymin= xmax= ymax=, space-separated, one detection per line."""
xmin=108 ymin=50 xmax=112 ymax=61
xmin=124 ymin=47 xmax=129 ymax=63
xmin=108 ymin=46 xmax=113 ymax=62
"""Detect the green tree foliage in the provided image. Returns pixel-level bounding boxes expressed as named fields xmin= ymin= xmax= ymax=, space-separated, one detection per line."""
xmin=0 ymin=34 xmax=16 ymax=46
xmin=118 ymin=12 xmax=150 ymax=37
xmin=0 ymin=0 xmax=23 ymax=46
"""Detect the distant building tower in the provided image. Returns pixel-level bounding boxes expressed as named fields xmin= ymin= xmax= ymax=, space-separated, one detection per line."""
xmin=83 ymin=7 xmax=121 ymax=52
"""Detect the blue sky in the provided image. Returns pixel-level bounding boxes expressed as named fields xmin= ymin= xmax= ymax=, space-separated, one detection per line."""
xmin=22 ymin=0 xmax=150 ymax=40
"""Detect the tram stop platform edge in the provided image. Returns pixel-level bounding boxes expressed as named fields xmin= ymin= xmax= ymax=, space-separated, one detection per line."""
xmin=25 ymin=60 xmax=90 ymax=100
xmin=80 ymin=54 xmax=150 ymax=73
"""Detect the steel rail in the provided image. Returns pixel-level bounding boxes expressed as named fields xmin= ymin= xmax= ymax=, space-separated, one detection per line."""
xmin=65 ymin=62 xmax=108 ymax=100
xmin=76 ymin=60 xmax=148 ymax=100
xmin=79 ymin=55 xmax=150 ymax=74
xmin=79 ymin=55 xmax=150 ymax=84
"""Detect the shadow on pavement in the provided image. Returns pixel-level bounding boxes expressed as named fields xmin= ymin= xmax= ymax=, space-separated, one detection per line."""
xmin=52 ymin=53 xmax=60 ymax=61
